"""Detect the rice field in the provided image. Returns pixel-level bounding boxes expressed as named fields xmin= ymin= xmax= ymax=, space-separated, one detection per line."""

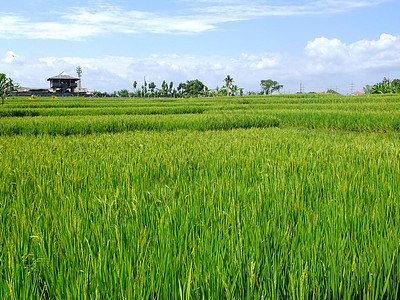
xmin=1 ymin=94 xmax=400 ymax=298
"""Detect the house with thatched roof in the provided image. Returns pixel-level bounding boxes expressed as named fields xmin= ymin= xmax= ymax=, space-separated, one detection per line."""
xmin=47 ymin=72 xmax=80 ymax=93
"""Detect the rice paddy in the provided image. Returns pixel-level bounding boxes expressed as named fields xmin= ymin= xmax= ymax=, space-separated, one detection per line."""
xmin=1 ymin=94 xmax=400 ymax=298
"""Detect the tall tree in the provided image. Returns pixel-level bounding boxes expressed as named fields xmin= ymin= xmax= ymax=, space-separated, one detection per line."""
xmin=0 ymin=73 xmax=17 ymax=106
xmin=132 ymin=81 xmax=137 ymax=96
xmin=169 ymin=82 xmax=174 ymax=97
xmin=177 ymin=82 xmax=186 ymax=97
xmin=260 ymin=79 xmax=283 ymax=95
xmin=160 ymin=80 xmax=167 ymax=97
xmin=183 ymin=80 xmax=207 ymax=97
xmin=148 ymin=82 xmax=156 ymax=96
xmin=224 ymin=75 xmax=234 ymax=96
xmin=392 ymin=79 xmax=400 ymax=93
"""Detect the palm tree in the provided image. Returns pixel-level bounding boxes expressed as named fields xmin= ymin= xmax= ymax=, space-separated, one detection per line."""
xmin=169 ymin=82 xmax=174 ymax=97
xmin=224 ymin=75 xmax=234 ymax=96
xmin=142 ymin=79 xmax=148 ymax=97
xmin=132 ymin=81 xmax=137 ymax=96
xmin=0 ymin=73 xmax=17 ymax=106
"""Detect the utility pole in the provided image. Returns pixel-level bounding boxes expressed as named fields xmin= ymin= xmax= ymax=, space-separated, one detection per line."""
xmin=299 ymin=83 xmax=304 ymax=93
xmin=76 ymin=66 xmax=82 ymax=90
xmin=143 ymin=76 xmax=146 ymax=98
xmin=350 ymin=81 xmax=354 ymax=95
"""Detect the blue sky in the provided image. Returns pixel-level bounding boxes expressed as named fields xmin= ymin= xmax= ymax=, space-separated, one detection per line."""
xmin=1 ymin=0 xmax=399 ymax=93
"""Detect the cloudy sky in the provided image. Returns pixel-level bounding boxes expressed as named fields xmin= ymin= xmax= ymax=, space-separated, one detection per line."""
xmin=1 ymin=0 xmax=399 ymax=93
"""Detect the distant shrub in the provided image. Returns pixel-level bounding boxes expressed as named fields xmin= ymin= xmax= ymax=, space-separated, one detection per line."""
xmin=364 ymin=78 xmax=400 ymax=94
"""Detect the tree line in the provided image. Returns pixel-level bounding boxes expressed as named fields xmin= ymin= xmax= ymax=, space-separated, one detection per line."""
xmin=95 ymin=76 xmax=283 ymax=98
xmin=1 ymin=72 xmax=284 ymax=101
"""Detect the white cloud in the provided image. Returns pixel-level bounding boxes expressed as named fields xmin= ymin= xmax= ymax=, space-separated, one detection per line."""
xmin=193 ymin=0 xmax=387 ymax=17
xmin=0 ymin=13 xmax=103 ymax=40
xmin=0 ymin=0 xmax=389 ymax=39
xmin=305 ymin=33 xmax=400 ymax=73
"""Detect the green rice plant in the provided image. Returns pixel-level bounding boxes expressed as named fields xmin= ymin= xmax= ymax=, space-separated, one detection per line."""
xmin=269 ymin=110 xmax=400 ymax=132
xmin=0 ymin=113 xmax=280 ymax=136
xmin=1 ymin=128 xmax=400 ymax=298
xmin=0 ymin=106 xmax=207 ymax=118
xmin=3 ymin=94 xmax=400 ymax=134
xmin=1 ymin=94 xmax=400 ymax=298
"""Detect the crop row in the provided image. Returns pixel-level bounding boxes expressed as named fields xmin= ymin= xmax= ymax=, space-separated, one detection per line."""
xmin=0 ymin=94 xmax=398 ymax=135
xmin=2 ymin=101 xmax=400 ymax=118
xmin=6 ymin=93 xmax=400 ymax=109
xmin=0 ymin=106 xmax=207 ymax=118
xmin=1 ymin=109 xmax=399 ymax=135
xmin=0 ymin=113 xmax=280 ymax=136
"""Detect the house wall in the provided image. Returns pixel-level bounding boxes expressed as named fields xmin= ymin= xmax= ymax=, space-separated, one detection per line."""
xmin=11 ymin=91 xmax=89 ymax=97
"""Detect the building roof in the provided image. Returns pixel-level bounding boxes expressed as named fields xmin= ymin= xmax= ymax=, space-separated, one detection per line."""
xmin=47 ymin=71 xmax=80 ymax=81
xmin=351 ymin=91 xmax=363 ymax=95
xmin=16 ymin=87 xmax=50 ymax=92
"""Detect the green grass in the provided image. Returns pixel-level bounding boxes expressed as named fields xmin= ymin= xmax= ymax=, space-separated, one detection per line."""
xmin=1 ymin=94 xmax=400 ymax=298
